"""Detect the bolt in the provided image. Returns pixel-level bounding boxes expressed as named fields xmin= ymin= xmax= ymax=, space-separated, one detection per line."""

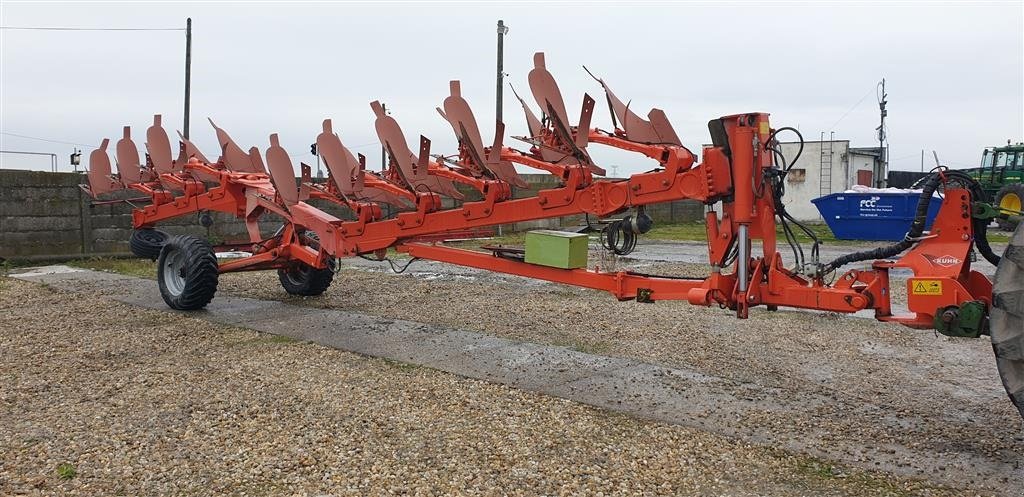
xmin=941 ymin=308 xmax=958 ymax=323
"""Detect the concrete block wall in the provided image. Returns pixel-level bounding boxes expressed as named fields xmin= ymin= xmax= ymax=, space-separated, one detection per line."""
xmin=0 ymin=170 xmax=251 ymax=259
xmin=1 ymin=170 xmax=703 ymax=260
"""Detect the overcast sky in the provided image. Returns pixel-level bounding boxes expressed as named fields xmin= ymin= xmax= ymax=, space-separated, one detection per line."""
xmin=1 ymin=1 xmax=1022 ymax=176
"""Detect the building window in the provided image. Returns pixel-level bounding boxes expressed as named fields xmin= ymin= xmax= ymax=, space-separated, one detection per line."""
xmin=787 ymin=168 xmax=806 ymax=183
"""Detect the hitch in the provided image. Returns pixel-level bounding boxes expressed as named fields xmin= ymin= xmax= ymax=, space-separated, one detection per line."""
xmin=934 ymin=301 xmax=988 ymax=338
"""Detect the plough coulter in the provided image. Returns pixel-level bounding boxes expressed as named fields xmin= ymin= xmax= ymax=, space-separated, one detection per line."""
xmin=83 ymin=52 xmax=1024 ymax=420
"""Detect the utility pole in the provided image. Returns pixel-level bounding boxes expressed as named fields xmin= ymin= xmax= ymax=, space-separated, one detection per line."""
xmin=183 ymin=17 xmax=192 ymax=139
xmin=920 ymin=149 xmax=924 ymax=173
xmin=495 ymin=20 xmax=509 ymax=237
xmin=496 ymin=20 xmax=509 ymax=124
xmin=876 ymin=78 xmax=887 ymax=187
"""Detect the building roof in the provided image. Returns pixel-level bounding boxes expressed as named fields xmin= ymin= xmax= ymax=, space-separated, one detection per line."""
xmin=849 ymin=147 xmax=883 ymax=157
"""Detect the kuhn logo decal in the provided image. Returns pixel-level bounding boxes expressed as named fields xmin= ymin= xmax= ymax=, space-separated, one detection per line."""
xmin=924 ymin=254 xmax=962 ymax=267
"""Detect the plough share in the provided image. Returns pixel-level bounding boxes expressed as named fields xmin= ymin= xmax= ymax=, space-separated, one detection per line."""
xmin=83 ymin=52 xmax=1024 ymax=420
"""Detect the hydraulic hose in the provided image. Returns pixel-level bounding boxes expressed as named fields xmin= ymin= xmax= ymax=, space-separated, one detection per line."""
xmin=822 ymin=170 xmax=999 ymax=274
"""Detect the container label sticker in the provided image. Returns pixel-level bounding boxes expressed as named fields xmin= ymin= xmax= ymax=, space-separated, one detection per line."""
xmin=911 ymin=280 xmax=943 ymax=295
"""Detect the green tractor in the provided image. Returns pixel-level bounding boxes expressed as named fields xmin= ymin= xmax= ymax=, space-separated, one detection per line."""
xmin=962 ymin=142 xmax=1024 ymax=230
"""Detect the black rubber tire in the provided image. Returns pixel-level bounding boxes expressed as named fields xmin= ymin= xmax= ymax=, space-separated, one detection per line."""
xmin=275 ymin=228 xmax=334 ymax=297
xmin=130 ymin=228 xmax=169 ymax=260
xmin=277 ymin=261 xmax=334 ymax=296
xmin=994 ymin=184 xmax=1024 ymax=231
xmin=991 ymin=222 xmax=1024 ymax=420
xmin=157 ymin=235 xmax=219 ymax=310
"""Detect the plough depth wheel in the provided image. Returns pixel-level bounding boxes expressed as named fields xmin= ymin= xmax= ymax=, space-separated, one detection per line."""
xmin=992 ymin=222 xmax=1024 ymax=418
xmin=130 ymin=228 xmax=169 ymax=261
xmin=277 ymin=230 xmax=334 ymax=297
xmin=278 ymin=262 xmax=334 ymax=297
xmin=157 ymin=235 xmax=219 ymax=310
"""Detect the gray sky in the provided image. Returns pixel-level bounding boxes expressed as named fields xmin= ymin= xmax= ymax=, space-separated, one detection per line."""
xmin=2 ymin=1 xmax=1022 ymax=176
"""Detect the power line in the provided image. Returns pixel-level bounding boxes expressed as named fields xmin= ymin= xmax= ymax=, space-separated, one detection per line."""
xmin=827 ymin=85 xmax=876 ymax=131
xmin=0 ymin=26 xmax=184 ymax=31
xmin=1 ymin=131 xmax=94 ymax=148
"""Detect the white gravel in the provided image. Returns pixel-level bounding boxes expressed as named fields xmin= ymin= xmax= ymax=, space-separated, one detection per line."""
xmin=0 ymin=276 xmax=975 ymax=496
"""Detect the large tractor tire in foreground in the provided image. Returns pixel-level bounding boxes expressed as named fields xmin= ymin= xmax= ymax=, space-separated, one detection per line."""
xmin=157 ymin=235 xmax=219 ymax=310
xmin=130 ymin=228 xmax=169 ymax=260
xmin=991 ymin=222 xmax=1024 ymax=420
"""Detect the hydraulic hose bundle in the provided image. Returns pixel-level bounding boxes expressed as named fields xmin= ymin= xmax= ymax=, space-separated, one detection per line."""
xmin=600 ymin=210 xmax=654 ymax=256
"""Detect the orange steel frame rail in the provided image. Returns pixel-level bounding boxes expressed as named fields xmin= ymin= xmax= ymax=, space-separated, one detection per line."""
xmin=83 ymin=53 xmax=992 ymax=333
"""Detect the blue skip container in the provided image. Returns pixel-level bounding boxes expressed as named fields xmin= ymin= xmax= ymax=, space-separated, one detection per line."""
xmin=812 ymin=192 xmax=941 ymax=241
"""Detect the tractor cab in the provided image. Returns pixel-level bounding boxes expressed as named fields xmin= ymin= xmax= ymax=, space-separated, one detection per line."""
xmin=976 ymin=142 xmax=1023 ymax=229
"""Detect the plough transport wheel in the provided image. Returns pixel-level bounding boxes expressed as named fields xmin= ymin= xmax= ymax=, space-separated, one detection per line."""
xmin=276 ymin=228 xmax=334 ymax=297
xmin=991 ymin=222 xmax=1024 ymax=420
xmin=278 ymin=262 xmax=334 ymax=296
xmin=130 ymin=228 xmax=169 ymax=260
xmin=157 ymin=235 xmax=219 ymax=310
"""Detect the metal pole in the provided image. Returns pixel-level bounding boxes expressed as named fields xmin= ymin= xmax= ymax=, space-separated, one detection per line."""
xmin=877 ymin=78 xmax=887 ymax=187
xmin=495 ymin=20 xmax=509 ymax=237
xmin=920 ymin=149 xmax=924 ymax=173
xmin=183 ymin=17 xmax=192 ymax=139
xmin=380 ymin=103 xmax=386 ymax=171
xmin=496 ymin=20 xmax=508 ymax=123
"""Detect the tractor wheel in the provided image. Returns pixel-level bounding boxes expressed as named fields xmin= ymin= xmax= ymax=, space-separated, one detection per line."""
xmin=130 ymin=228 xmax=169 ymax=260
xmin=991 ymin=222 xmax=1024 ymax=420
xmin=994 ymin=184 xmax=1024 ymax=231
xmin=157 ymin=235 xmax=219 ymax=310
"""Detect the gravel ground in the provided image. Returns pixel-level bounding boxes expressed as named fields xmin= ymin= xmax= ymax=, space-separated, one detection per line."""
xmin=209 ymin=251 xmax=1021 ymax=494
xmin=0 ymin=277 xmax=975 ymax=496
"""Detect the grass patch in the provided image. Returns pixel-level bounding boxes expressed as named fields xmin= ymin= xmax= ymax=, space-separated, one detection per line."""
xmin=67 ymin=257 xmax=156 ymax=279
xmin=553 ymin=338 xmax=613 ymax=355
xmin=645 ymin=221 xmax=852 ymax=244
xmin=381 ymin=358 xmax=421 ymax=373
xmin=446 ymin=231 xmax=527 ymax=250
xmin=227 ymin=333 xmax=301 ymax=348
xmin=646 ymin=220 xmax=1014 ymax=245
xmin=791 ymin=455 xmax=941 ymax=497
xmin=264 ymin=334 xmax=298 ymax=345
xmin=56 ymin=462 xmax=76 ymax=480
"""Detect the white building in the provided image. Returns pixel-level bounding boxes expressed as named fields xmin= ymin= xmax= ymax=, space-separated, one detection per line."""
xmin=774 ymin=140 xmax=884 ymax=220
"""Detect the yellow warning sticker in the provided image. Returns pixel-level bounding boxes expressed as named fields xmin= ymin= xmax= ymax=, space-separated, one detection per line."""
xmin=911 ymin=279 xmax=943 ymax=295
xmin=760 ymin=122 xmax=770 ymax=135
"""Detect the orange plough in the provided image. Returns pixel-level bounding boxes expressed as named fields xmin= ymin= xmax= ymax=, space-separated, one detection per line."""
xmin=82 ymin=52 xmax=1024 ymax=420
